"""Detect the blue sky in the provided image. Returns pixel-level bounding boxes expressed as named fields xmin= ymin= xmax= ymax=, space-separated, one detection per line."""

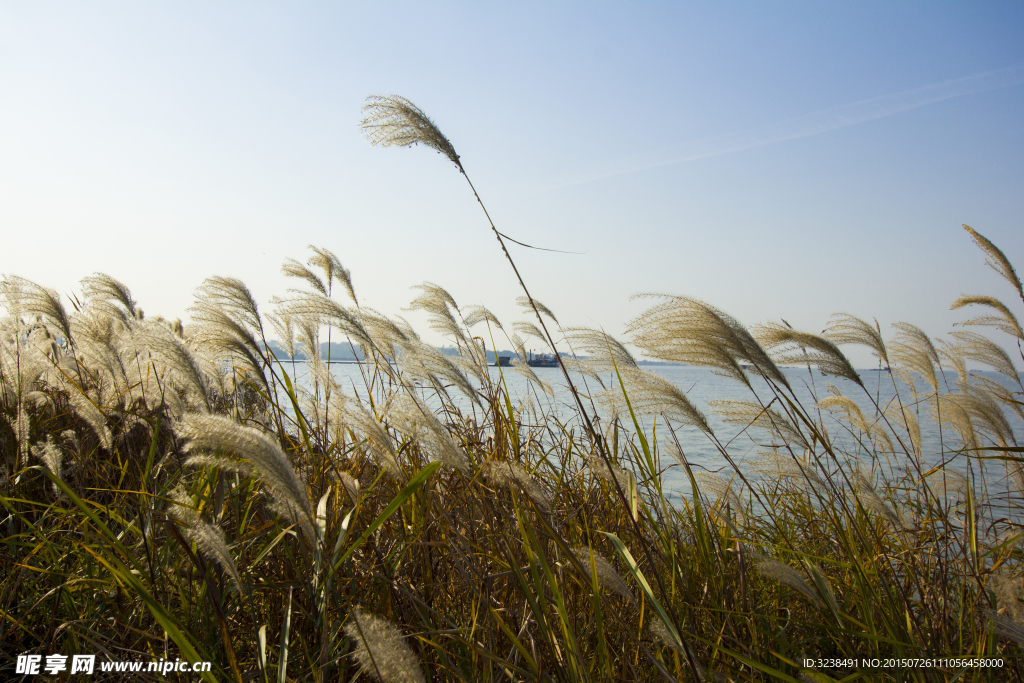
xmin=1 ymin=2 xmax=1022 ymax=364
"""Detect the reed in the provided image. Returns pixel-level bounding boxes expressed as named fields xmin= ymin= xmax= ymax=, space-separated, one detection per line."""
xmin=0 ymin=100 xmax=1022 ymax=682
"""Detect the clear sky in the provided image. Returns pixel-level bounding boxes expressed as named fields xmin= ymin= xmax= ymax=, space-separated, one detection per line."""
xmin=2 ymin=2 xmax=1022 ymax=365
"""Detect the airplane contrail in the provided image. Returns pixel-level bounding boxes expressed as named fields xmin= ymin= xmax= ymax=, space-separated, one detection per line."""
xmin=544 ymin=64 xmax=1024 ymax=191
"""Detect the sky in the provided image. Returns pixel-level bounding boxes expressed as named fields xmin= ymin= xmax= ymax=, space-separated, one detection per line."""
xmin=1 ymin=2 xmax=1022 ymax=366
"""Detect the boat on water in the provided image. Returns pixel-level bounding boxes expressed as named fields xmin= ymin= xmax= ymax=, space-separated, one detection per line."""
xmin=527 ymin=351 xmax=560 ymax=368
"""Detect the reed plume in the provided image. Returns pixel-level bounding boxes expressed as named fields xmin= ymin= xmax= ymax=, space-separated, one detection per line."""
xmin=627 ymin=295 xmax=787 ymax=389
xmin=32 ymin=436 xmax=64 ymax=497
xmin=818 ymin=395 xmax=893 ymax=453
xmin=824 ymin=313 xmax=889 ymax=365
xmin=588 ymin=453 xmax=632 ymax=492
xmin=0 ymin=275 xmax=74 ymax=346
xmin=81 ymin=273 xmax=137 ymax=321
xmin=168 ymin=487 xmax=243 ymax=593
xmin=923 ymin=468 xmax=969 ymax=496
xmin=512 ymin=320 xmax=547 ymax=342
xmin=359 ymin=307 xmax=417 ymax=359
xmin=342 ymin=399 xmax=403 ymax=479
xmin=462 ymin=304 xmax=503 ymax=330
xmin=710 ymin=399 xmax=808 ymax=451
xmin=193 ymin=276 xmax=263 ymax=332
xmin=189 ymin=279 xmax=272 ymax=390
xmin=933 ymin=393 xmax=980 ymax=452
xmin=281 ymin=257 xmax=328 ymax=296
xmin=749 ymin=450 xmax=826 ymax=491
xmin=361 ymin=95 xmax=461 ymax=170
xmin=274 ymin=291 xmax=371 ymax=349
xmin=883 ymin=401 xmax=922 ymax=455
xmin=129 ymin=321 xmax=211 ymax=411
xmin=952 ymin=294 xmax=1024 ymax=339
xmin=964 ymin=225 xmax=1024 ymax=304
xmin=648 ymin=618 xmax=682 ymax=652
xmin=397 ymin=341 xmax=479 ymax=403
xmin=753 ymin=323 xmax=862 ymax=386
xmin=337 ymin=471 xmax=360 ymax=504
xmin=750 ymin=552 xmax=822 ymax=608
xmin=938 ymin=339 xmax=969 ymax=385
xmin=692 ymin=470 xmax=745 ymax=520
xmin=949 ymin=330 xmax=1019 ymax=382
xmin=177 ymin=414 xmax=315 ymax=543
xmin=986 ymin=609 xmax=1024 ymax=647
xmin=850 ymin=465 xmax=909 ymax=533
xmin=481 ymin=460 xmax=551 ymax=513
xmin=389 ymin=394 xmax=471 ymax=474
xmin=974 ymin=375 xmax=1024 ymax=423
xmin=516 ymin=296 xmax=558 ymax=324
xmin=344 ymin=607 xmax=425 ymax=683
xmin=63 ymin=384 xmax=113 ymax=451
xmin=310 ymin=245 xmax=357 ymax=303
xmin=889 ymin=323 xmax=940 ymax=398
xmin=939 ymin=388 xmax=1016 ymax=448
xmin=990 ymin=574 xmax=1024 ymax=622
xmin=571 ymin=545 xmax=636 ymax=605
xmin=563 ymin=327 xmax=638 ymax=373
xmin=600 ymin=367 xmax=714 ymax=436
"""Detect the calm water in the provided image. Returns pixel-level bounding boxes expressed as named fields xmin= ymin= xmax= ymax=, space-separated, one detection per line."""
xmin=298 ymin=362 xmax=1023 ymax=501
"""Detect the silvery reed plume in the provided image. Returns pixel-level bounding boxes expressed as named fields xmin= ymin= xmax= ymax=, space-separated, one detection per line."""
xmin=344 ymin=607 xmax=425 ymax=683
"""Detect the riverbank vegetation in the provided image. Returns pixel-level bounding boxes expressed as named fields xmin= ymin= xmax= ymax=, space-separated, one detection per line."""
xmin=2 ymin=97 xmax=1023 ymax=682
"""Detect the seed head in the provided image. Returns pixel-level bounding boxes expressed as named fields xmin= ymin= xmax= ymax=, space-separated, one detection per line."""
xmin=361 ymin=95 xmax=461 ymax=170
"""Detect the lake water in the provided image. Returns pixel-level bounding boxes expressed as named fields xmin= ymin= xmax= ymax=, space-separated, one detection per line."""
xmin=293 ymin=362 xmax=1023 ymax=502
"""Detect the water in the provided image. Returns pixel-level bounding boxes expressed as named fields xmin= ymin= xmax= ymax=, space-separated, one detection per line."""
xmin=295 ymin=361 xmax=1023 ymax=502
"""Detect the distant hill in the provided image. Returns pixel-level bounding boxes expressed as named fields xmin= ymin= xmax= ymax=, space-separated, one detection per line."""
xmin=266 ymin=341 xmax=364 ymax=362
